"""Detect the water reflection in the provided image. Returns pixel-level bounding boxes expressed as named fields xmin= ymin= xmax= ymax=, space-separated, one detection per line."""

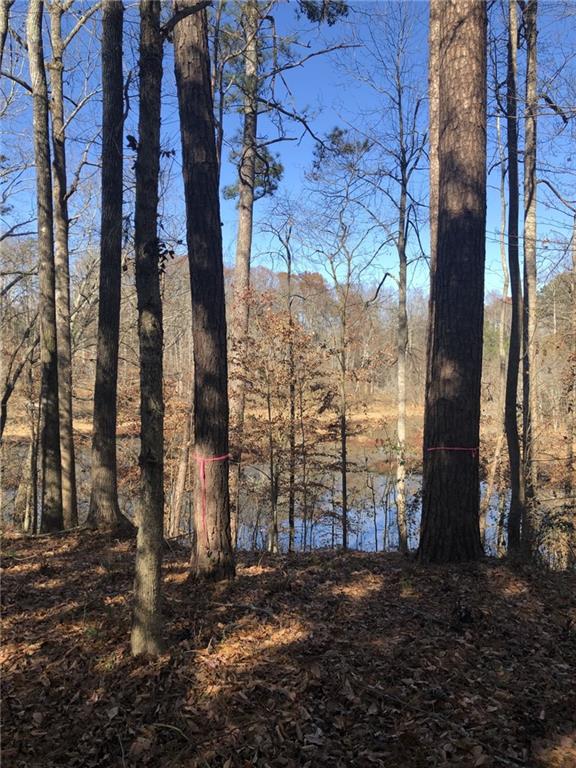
xmin=237 ymin=472 xmax=508 ymax=556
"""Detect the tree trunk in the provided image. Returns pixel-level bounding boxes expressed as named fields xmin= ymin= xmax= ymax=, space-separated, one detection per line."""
xmin=367 ymin=467 xmax=378 ymax=553
xmin=522 ymin=0 xmax=538 ymax=552
xmin=266 ymin=377 xmax=279 ymax=553
xmin=228 ymin=0 xmax=260 ymax=548
xmin=424 ymin=0 xmax=439 ymax=433
xmin=27 ymin=0 xmax=63 ymax=533
xmin=299 ymin=385 xmax=309 ymax=552
xmin=567 ymin=215 xmax=576 ymax=495
xmin=14 ymin=441 xmax=33 ymax=529
xmin=23 ymin=385 xmax=40 ymax=535
xmin=131 ymin=0 xmax=164 ymax=658
xmin=422 ymin=0 xmax=439 ymax=537
xmin=229 ymin=461 xmax=240 ymax=548
xmin=169 ymin=409 xmax=191 ymax=538
xmin=504 ymin=0 xmax=525 ymax=552
xmin=89 ymin=0 xmax=127 ymax=530
xmin=48 ymin=0 xmax=78 ymax=528
xmin=419 ymin=0 xmax=486 ymax=564
xmin=496 ymin=487 xmax=507 ymax=558
xmin=288 ymin=354 xmax=296 ymax=552
xmin=0 ymin=0 xmax=15 ymax=73
xmin=480 ymin=114 xmax=510 ymax=543
xmin=211 ymin=0 xmax=226 ymax=177
xmin=173 ymin=0 xmax=235 ymax=580
xmin=340 ymin=339 xmax=348 ymax=551
xmin=396 ymin=181 xmax=409 ymax=554
xmin=287 ymin=254 xmax=296 ymax=553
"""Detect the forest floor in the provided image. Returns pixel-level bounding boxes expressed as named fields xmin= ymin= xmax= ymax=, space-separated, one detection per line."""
xmin=2 ymin=531 xmax=576 ymax=768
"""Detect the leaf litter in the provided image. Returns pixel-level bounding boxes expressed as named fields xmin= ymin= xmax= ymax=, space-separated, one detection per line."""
xmin=1 ymin=531 xmax=575 ymax=768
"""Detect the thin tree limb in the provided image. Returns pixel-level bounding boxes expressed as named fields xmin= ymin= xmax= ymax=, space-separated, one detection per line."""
xmin=161 ymin=0 xmax=212 ymax=39
xmin=0 ymin=69 xmax=32 ymax=92
xmin=62 ymin=1 xmax=102 ymax=49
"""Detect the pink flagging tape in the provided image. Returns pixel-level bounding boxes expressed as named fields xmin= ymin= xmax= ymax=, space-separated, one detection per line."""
xmin=194 ymin=453 xmax=231 ymax=542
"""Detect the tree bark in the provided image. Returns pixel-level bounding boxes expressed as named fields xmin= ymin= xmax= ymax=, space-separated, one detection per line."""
xmin=299 ymin=384 xmax=309 ymax=551
xmin=567 ymin=215 xmax=576 ymax=495
xmin=27 ymin=0 xmax=63 ymax=533
xmin=48 ymin=0 xmax=78 ymax=528
xmin=340 ymin=323 xmax=348 ymax=551
xmin=266 ymin=378 xmax=279 ymax=553
xmin=0 ymin=0 xmax=15 ymax=72
xmin=287 ymin=251 xmax=296 ymax=553
xmin=522 ymin=0 xmax=538 ymax=552
xmin=419 ymin=0 xmax=486 ymax=564
xmin=422 ymin=0 xmax=439 ymax=540
xmin=169 ymin=408 xmax=191 ymax=538
xmin=228 ymin=0 xmax=260 ymax=548
xmin=89 ymin=0 xmax=128 ymax=530
xmin=14 ymin=441 xmax=33 ymax=529
xmin=173 ymin=0 xmax=235 ymax=579
xmin=131 ymin=0 xmax=164 ymax=658
xmin=396 ymin=171 xmax=409 ymax=554
xmin=504 ymin=0 xmax=525 ymax=552
xmin=424 ymin=0 xmax=439 ymax=429
xmin=23 ymin=377 xmax=40 ymax=535
xmin=480 ymin=113 xmax=510 ymax=543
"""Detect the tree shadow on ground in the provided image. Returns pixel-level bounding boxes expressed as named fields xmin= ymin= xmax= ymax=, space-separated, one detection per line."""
xmin=1 ymin=532 xmax=575 ymax=768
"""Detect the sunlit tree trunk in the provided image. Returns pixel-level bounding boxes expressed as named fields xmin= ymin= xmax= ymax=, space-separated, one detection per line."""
xmin=396 ymin=178 xmax=409 ymax=554
xmin=522 ymin=0 xmax=538 ymax=553
xmin=419 ymin=0 xmax=486 ymax=564
xmin=299 ymin=385 xmax=309 ymax=552
xmin=480 ymin=115 xmax=509 ymax=543
xmin=131 ymin=0 xmax=164 ymax=658
xmin=567 ymin=215 xmax=576 ymax=495
xmin=422 ymin=0 xmax=439 ymax=530
xmin=27 ymin=0 xmax=63 ymax=532
xmin=229 ymin=0 xmax=260 ymax=548
xmin=48 ymin=0 xmax=78 ymax=528
xmin=23 ymin=375 xmax=40 ymax=535
xmin=266 ymin=377 xmax=279 ymax=553
xmin=173 ymin=0 xmax=235 ymax=579
xmin=287 ymin=250 xmax=296 ymax=553
xmin=339 ymin=321 xmax=348 ymax=551
xmin=169 ymin=408 xmax=192 ymax=538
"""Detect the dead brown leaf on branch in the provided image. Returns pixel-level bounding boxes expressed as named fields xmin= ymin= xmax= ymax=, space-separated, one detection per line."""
xmin=1 ymin=530 xmax=575 ymax=767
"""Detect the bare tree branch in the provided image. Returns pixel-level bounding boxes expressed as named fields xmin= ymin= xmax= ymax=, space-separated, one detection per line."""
xmin=63 ymin=87 xmax=100 ymax=131
xmin=539 ymin=178 xmax=576 ymax=214
xmin=161 ymin=1 xmax=212 ymax=39
xmin=0 ymin=69 xmax=32 ymax=92
xmin=257 ymin=95 xmax=326 ymax=146
xmin=0 ymin=314 xmax=39 ymax=443
xmin=263 ymin=43 xmax=359 ymax=82
xmin=0 ymin=220 xmax=35 ymax=243
xmin=62 ymin=1 xmax=102 ymax=49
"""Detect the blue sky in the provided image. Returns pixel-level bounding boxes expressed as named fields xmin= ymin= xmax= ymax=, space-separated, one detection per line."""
xmin=149 ymin=0 xmax=576 ymax=296
xmin=2 ymin=0 xmax=575 ymax=298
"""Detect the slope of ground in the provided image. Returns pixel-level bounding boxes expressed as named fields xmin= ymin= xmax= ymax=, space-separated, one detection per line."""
xmin=1 ymin=531 xmax=575 ymax=768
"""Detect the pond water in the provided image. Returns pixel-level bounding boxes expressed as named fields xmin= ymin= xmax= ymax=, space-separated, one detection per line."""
xmin=0 ymin=443 xmax=508 ymax=557
xmin=236 ymin=472 xmax=507 ymax=556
